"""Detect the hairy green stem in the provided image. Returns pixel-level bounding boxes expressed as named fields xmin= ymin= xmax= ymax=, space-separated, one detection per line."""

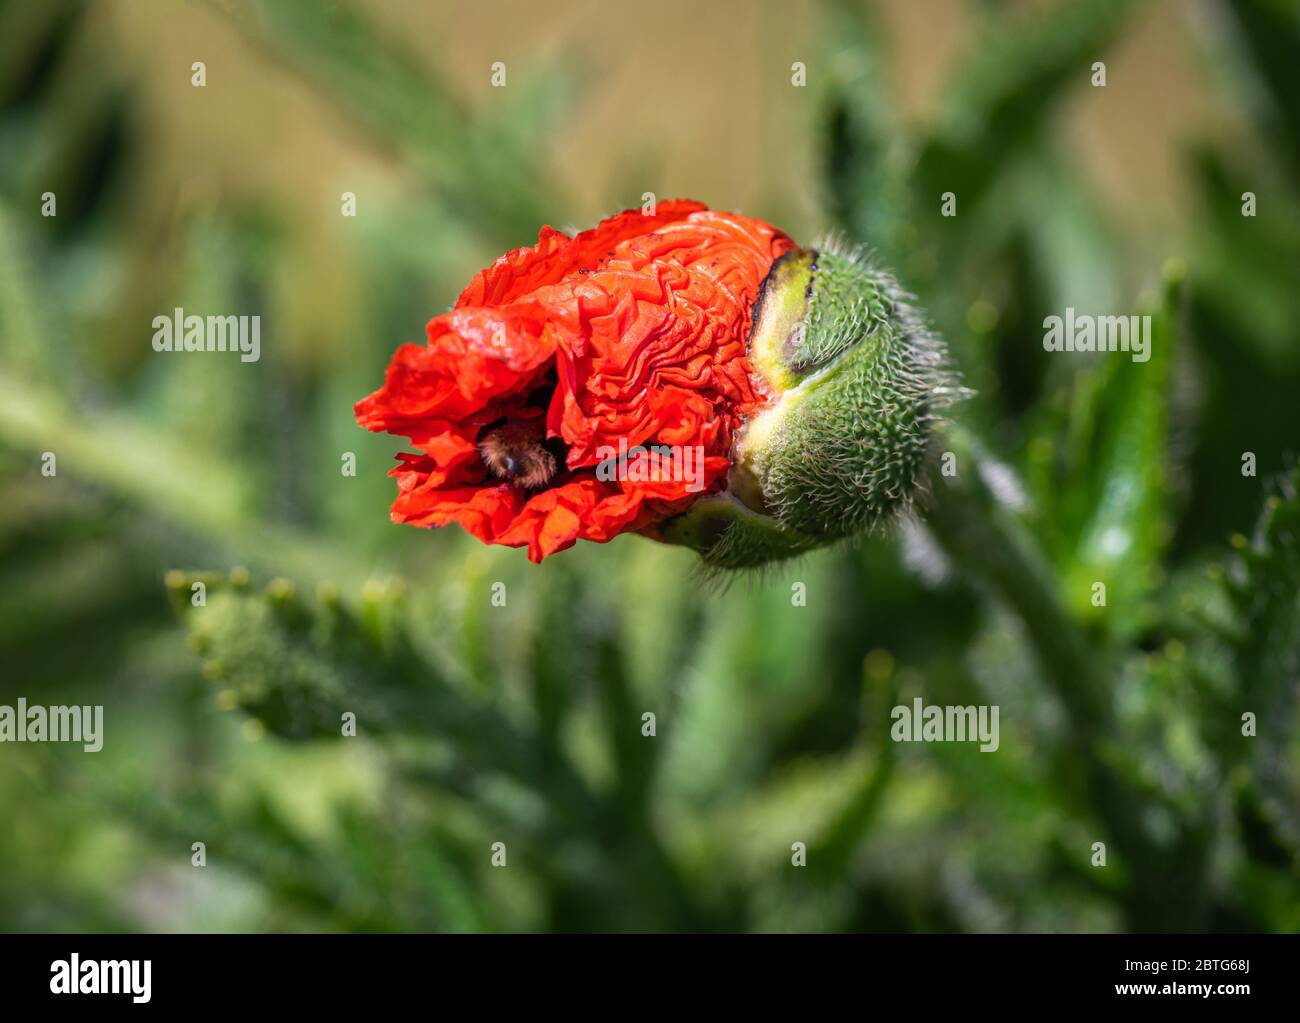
xmin=924 ymin=423 xmax=1210 ymax=930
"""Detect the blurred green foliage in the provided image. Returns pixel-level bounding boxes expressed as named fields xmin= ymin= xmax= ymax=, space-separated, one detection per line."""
xmin=1 ymin=0 xmax=1298 ymax=932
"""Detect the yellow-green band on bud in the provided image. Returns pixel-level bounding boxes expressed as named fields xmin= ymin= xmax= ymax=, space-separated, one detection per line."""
xmin=660 ymin=242 xmax=960 ymax=569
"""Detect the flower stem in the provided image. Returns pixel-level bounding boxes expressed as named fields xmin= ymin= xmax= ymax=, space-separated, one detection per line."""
xmin=924 ymin=422 xmax=1211 ymax=930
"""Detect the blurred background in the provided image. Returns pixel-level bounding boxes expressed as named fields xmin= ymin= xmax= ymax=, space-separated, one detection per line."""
xmin=1 ymin=0 xmax=1298 ymax=932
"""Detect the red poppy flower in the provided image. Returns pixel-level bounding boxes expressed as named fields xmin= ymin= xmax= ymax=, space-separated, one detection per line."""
xmin=355 ymin=200 xmax=795 ymax=562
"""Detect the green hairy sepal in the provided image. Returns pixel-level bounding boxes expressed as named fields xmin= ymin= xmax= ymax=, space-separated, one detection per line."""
xmin=659 ymin=243 xmax=960 ymax=569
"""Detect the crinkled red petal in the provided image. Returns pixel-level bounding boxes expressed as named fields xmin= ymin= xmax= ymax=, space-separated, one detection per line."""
xmin=355 ymin=201 xmax=793 ymax=562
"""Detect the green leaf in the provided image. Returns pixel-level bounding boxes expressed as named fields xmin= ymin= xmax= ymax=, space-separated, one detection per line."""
xmin=817 ymin=0 xmax=909 ymax=259
xmin=1032 ymin=262 xmax=1184 ymax=634
xmin=914 ymin=0 xmax=1133 ymax=225
xmin=1214 ymin=0 xmax=1300 ymax=180
xmin=1188 ymin=146 xmax=1300 ymax=369
xmin=217 ymin=0 xmax=562 ymax=245
xmin=1221 ymin=466 xmax=1300 ymax=859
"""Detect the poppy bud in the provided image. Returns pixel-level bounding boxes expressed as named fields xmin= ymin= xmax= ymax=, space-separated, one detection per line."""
xmin=657 ymin=243 xmax=958 ymax=568
xmin=356 ymin=202 xmax=956 ymax=566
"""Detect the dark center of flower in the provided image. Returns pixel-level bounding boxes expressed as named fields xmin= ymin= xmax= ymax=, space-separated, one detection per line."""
xmin=476 ymin=369 xmax=569 ymax=491
xmin=478 ymin=419 xmax=566 ymax=490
